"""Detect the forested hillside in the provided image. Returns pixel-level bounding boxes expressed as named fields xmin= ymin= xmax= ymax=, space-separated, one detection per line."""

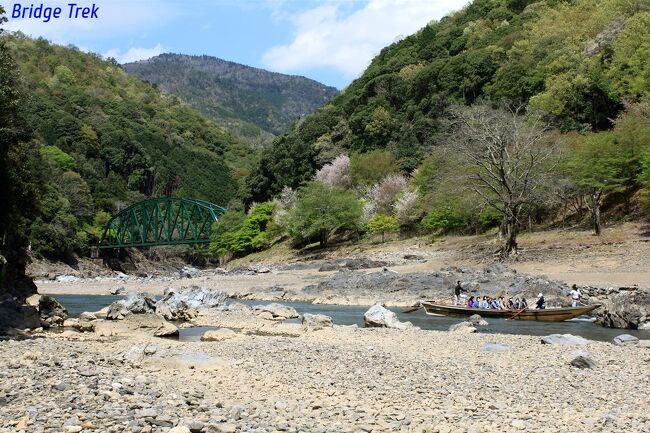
xmin=216 ymin=0 xmax=650 ymax=261
xmin=245 ymin=0 xmax=649 ymax=201
xmin=2 ymin=34 xmax=255 ymax=260
xmin=124 ymin=54 xmax=339 ymax=144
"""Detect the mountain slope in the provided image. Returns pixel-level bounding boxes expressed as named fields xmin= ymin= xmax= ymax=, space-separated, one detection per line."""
xmin=5 ymin=34 xmax=255 ymax=258
xmin=123 ymin=54 xmax=339 ymax=143
xmin=243 ymin=0 xmax=650 ymax=202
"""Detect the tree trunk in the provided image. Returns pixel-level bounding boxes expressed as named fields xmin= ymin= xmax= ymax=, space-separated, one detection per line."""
xmin=591 ymin=189 xmax=602 ymax=236
xmin=503 ymin=217 xmax=518 ymax=256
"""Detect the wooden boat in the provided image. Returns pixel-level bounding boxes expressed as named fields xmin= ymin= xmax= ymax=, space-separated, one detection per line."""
xmin=420 ymin=301 xmax=600 ymax=322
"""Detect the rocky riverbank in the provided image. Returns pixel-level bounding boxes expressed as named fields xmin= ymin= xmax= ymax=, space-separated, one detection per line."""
xmin=1 ymin=314 xmax=649 ymax=433
xmin=33 ymin=260 xmax=650 ymax=330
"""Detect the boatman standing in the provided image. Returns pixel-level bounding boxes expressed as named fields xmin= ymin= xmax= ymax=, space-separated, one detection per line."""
xmin=453 ymin=281 xmax=466 ymax=305
xmin=535 ymin=293 xmax=546 ymax=309
xmin=569 ymin=284 xmax=582 ymax=307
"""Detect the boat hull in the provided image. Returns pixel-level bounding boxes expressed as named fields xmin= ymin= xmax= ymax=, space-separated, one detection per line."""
xmin=420 ymin=302 xmax=600 ymax=322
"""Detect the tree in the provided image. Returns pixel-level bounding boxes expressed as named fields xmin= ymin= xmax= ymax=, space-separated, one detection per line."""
xmin=286 ymin=182 xmax=363 ymax=247
xmin=367 ymin=214 xmax=400 ymax=242
xmin=315 ymin=154 xmax=351 ymax=188
xmin=0 ymin=7 xmax=41 ymax=294
xmin=350 ymin=150 xmax=399 ymax=186
xmin=568 ymin=105 xmax=647 ymax=234
xmin=445 ymin=103 xmax=558 ymax=257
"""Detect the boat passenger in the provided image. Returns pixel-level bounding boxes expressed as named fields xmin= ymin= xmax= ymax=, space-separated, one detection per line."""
xmin=520 ymin=298 xmax=528 ymax=309
xmin=466 ymin=296 xmax=475 ymax=308
xmin=498 ymin=296 xmax=507 ymax=309
xmin=490 ymin=298 xmax=501 ymax=309
xmin=507 ymin=298 xmax=514 ymax=309
xmin=569 ymin=284 xmax=582 ymax=308
xmin=481 ymin=296 xmax=490 ymax=309
xmin=453 ymin=281 xmax=467 ymax=306
xmin=513 ymin=298 xmax=520 ymax=309
xmin=473 ymin=297 xmax=480 ymax=308
xmin=535 ymin=293 xmax=545 ymax=309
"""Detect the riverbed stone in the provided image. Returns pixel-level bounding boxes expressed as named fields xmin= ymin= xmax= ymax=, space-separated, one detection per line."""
xmin=449 ymin=322 xmax=477 ymax=333
xmin=153 ymin=321 xmax=179 ymax=337
xmin=570 ymin=351 xmax=596 ymax=369
xmin=481 ymin=343 xmax=511 ymax=352
xmin=253 ymin=303 xmax=299 ymax=319
xmin=201 ymin=328 xmax=237 ymax=342
xmin=541 ymin=334 xmax=590 ymax=346
xmin=364 ymin=304 xmax=414 ymax=330
xmin=302 ymin=313 xmax=333 ymax=330
xmin=612 ymin=334 xmax=639 ymax=346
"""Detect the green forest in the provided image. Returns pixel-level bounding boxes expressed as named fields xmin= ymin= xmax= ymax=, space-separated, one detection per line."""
xmin=225 ymin=0 xmax=650 ymax=260
xmin=0 ymin=23 xmax=259 ymax=276
xmin=2 ymin=0 xmax=650 ymax=291
xmin=123 ymin=54 xmax=339 ymax=146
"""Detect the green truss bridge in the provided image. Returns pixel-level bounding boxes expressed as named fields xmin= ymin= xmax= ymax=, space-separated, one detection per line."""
xmin=99 ymin=197 xmax=226 ymax=249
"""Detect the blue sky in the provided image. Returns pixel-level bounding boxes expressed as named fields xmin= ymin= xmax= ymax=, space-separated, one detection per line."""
xmin=5 ymin=0 xmax=468 ymax=88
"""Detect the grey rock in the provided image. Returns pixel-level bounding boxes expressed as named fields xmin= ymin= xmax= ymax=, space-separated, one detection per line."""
xmin=302 ymin=313 xmax=333 ymax=330
xmin=449 ymin=322 xmax=477 ymax=333
xmin=570 ymin=351 xmax=596 ymax=369
xmin=253 ymin=302 xmax=299 ymax=319
xmin=153 ymin=321 xmax=179 ymax=337
xmin=79 ymin=311 xmax=97 ymax=322
xmin=595 ymin=288 xmax=650 ymax=329
xmin=110 ymin=286 xmax=126 ymax=295
xmin=612 ymin=334 xmax=639 ymax=346
xmin=468 ymin=314 xmax=489 ymax=326
xmin=541 ymin=334 xmax=590 ymax=346
xmin=180 ymin=266 xmax=200 ymax=278
xmin=481 ymin=343 xmax=511 ymax=352
xmin=189 ymin=421 xmax=205 ymax=433
xmin=106 ymin=293 xmax=156 ymax=320
xmin=364 ymin=304 xmax=414 ymax=330
xmin=39 ymin=295 xmax=68 ymax=327
xmin=200 ymin=328 xmax=237 ymax=342
xmin=157 ymin=286 xmax=227 ymax=320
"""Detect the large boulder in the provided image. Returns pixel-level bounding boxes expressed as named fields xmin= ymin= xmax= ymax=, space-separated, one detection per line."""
xmin=541 ymin=334 xmax=590 ymax=346
xmin=106 ymin=293 xmax=156 ymax=320
xmin=253 ymin=303 xmax=299 ymax=319
xmin=0 ymin=299 xmax=40 ymax=331
xmin=363 ymin=304 xmax=414 ymax=330
xmin=38 ymin=295 xmax=68 ymax=327
xmin=595 ymin=288 xmax=650 ymax=329
xmin=302 ymin=313 xmax=333 ymax=330
xmin=157 ymin=286 xmax=227 ymax=320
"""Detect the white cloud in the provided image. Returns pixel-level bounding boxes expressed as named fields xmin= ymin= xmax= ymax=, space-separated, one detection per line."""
xmin=103 ymin=44 xmax=164 ymax=63
xmin=262 ymin=0 xmax=469 ymax=79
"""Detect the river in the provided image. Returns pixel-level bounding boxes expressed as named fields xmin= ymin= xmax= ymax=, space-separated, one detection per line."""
xmin=52 ymin=294 xmax=650 ymax=343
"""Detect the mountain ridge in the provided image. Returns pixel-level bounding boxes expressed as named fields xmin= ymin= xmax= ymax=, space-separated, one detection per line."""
xmin=124 ymin=53 xmax=339 ymax=143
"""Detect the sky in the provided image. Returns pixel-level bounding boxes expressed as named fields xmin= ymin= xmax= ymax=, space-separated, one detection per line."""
xmin=5 ymin=0 xmax=469 ymax=89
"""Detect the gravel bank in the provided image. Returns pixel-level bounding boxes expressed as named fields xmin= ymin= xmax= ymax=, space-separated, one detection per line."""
xmin=1 ymin=323 xmax=648 ymax=432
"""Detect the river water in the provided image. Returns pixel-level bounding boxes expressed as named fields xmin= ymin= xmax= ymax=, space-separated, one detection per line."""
xmin=52 ymin=294 xmax=650 ymax=343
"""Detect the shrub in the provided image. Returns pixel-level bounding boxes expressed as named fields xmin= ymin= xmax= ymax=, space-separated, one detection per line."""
xmin=367 ymin=214 xmax=400 ymax=242
xmin=421 ymin=207 xmax=464 ymax=232
xmin=286 ymin=182 xmax=363 ymax=247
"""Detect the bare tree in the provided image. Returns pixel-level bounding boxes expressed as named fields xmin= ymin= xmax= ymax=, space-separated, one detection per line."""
xmin=445 ymin=103 xmax=559 ymax=257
